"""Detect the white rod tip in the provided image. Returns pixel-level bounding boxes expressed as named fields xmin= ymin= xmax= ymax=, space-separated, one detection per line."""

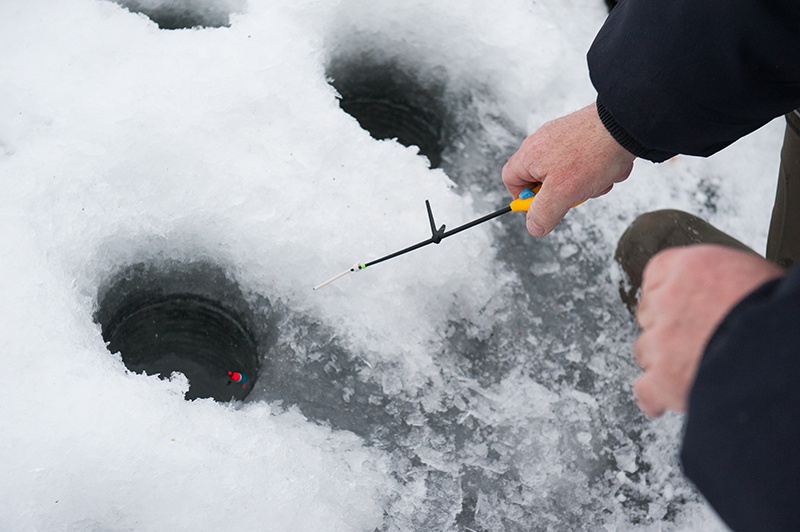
xmin=312 ymin=264 xmax=360 ymax=291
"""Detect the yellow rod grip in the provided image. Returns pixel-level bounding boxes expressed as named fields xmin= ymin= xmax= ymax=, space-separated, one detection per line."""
xmin=509 ymin=183 xmax=585 ymax=212
xmin=509 ymin=184 xmax=542 ymax=212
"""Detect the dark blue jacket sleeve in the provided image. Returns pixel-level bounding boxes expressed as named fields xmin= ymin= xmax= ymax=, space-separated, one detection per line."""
xmin=588 ymin=0 xmax=800 ymax=162
xmin=681 ymin=266 xmax=800 ymax=531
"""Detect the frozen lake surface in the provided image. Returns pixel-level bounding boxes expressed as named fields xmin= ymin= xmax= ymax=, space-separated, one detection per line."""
xmin=0 ymin=0 xmax=783 ymax=529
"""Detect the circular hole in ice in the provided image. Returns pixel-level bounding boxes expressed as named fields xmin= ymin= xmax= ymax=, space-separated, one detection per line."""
xmin=95 ymin=261 xmax=260 ymax=401
xmin=327 ymin=56 xmax=447 ymax=168
xmin=113 ymin=0 xmax=243 ymax=30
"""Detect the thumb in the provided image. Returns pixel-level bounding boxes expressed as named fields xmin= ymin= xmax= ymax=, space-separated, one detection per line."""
xmin=525 ymin=182 xmax=572 ymax=237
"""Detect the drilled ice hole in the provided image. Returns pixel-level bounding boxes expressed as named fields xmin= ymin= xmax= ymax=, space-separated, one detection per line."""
xmin=112 ymin=0 xmax=244 ymax=29
xmin=95 ymin=261 xmax=263 ymax=402
xmin=327 ymin=55 xmax=448 ymax=169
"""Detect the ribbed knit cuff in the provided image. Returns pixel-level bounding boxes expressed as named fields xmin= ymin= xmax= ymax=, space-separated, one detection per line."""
xmin=596 ymin=97 xmax=676 ymax=163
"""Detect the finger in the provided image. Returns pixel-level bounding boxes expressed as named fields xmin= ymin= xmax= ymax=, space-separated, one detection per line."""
xmin=596 ymin=184 xmax=614 ymax=197
xmin=637 ymin=250 xmax=685 ymax=328
xmin=633 ymin=374 xmax=666 ymax=418
xmin=640 ymin=247 xmax=682 ymax=294
xmin=502 ymin=148 xmax=539 ymax=196
xmin=525 ymin=180 xmax=574 ymax=237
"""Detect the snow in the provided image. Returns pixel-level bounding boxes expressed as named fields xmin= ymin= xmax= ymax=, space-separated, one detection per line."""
xmin=0 ymin=0 xmax=781 ymax=529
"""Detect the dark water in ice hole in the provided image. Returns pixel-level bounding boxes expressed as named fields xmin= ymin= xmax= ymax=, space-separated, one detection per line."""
xmin=112 ymin=0 xmax=239 ymax=30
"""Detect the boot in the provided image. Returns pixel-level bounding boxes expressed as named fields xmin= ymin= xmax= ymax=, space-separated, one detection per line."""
xmin=614 ymin=209 xmax=757 ymax=314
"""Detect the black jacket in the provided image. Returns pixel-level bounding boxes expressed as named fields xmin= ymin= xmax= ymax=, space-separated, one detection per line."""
xmin=587 ymin=1 xmax=800 ymax=529
xmin=682 ymin=271 xmax=800 ymax=530
xmin=589 ymin=0 xmax=800 ymax=163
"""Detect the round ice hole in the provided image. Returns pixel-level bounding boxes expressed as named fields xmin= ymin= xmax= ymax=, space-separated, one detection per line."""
xmin=114 ymin=0 xmax=242 ymax=30
xmin=96 ymin=262 xmax=260 ymax=402
xmin=328 ymin=58 xmax=446 ymax=168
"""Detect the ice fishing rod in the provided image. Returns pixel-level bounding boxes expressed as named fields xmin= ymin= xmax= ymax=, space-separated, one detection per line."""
xmin=313 ymin=184 xmax=561 ymax=290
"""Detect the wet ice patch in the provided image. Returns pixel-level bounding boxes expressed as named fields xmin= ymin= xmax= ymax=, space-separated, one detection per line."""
xmin=531 ymin=260 xmax=562 ymax=276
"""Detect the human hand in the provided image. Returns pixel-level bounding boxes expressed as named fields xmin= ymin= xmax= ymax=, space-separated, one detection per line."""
xmin=502 ymin=102 xmax=635 ymax=236
xmin=633 ymin=245 xmax=784 ymax=417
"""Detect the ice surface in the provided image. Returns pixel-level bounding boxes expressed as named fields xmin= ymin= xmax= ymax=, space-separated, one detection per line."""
xmin=0 ymin=0 xmax=781 ymax=529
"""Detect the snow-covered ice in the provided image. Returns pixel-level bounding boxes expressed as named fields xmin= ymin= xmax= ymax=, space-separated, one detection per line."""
xmin=0 ymin=0 xmax=782 ymax=529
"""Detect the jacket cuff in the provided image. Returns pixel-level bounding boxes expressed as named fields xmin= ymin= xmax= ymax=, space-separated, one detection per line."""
xmin=596 ymin=97 xmax=677 ymax=163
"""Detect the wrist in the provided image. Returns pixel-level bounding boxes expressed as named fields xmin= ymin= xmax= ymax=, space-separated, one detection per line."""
xmin=596 ymin=97 xmax=676 ymax=163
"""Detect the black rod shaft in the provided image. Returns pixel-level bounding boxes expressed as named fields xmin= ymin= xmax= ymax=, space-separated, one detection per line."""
xmin=363 ymin=237 xmax=436 ymax=268
xmin=439 ymin=205 xmax=511 ymax=239
xmin=362 ymin=205 xmax=512 ymax=269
